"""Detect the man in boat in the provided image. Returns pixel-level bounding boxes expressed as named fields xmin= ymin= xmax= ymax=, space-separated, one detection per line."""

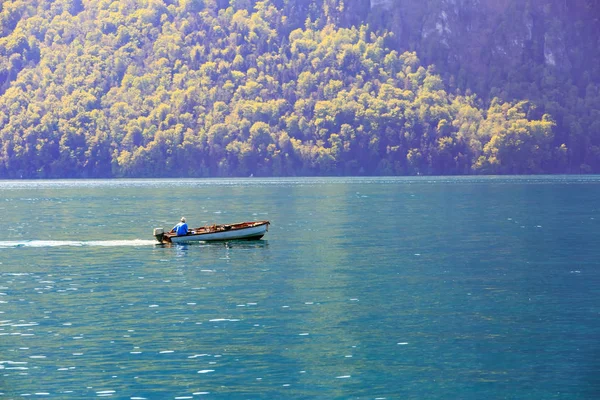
xmin=171 ymin=217 xmax=189 ymax=236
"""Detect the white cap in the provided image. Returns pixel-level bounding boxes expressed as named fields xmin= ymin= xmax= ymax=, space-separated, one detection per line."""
xmin=181 ymin=217 xmax=186 ymax=222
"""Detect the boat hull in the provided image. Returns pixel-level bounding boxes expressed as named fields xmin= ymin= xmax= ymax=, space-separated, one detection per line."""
xmin=156 ymin=221 xmax=269 ymax=244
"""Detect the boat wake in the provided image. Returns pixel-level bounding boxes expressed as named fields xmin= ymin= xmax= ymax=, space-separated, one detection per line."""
xmin=0 ymin=239 xmax=158 ymax=248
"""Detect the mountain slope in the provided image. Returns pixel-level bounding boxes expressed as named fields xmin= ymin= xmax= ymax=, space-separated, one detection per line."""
xmin=0 ymin=0 xmax=594 ymax=177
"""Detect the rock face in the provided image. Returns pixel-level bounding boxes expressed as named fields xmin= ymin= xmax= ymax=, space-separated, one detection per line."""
xmin=368 ymin=0 xmax=598 ymax=94
xmin=369 ymin=0 xmax=392 ymax=9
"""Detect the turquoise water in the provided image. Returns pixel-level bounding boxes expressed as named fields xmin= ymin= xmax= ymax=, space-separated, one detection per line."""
xmin=0 ymin=176 xmax=599 ymax=399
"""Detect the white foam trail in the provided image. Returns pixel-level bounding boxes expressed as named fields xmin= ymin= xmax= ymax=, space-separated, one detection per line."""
xmin=0 ymin=240 xmax=157 ymax=248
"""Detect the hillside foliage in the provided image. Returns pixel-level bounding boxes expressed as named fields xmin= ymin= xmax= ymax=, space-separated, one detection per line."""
xmin=0 ymin=0 xmax=597 ymax=178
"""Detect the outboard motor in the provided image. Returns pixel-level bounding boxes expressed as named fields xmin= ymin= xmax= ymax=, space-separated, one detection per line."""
xmin=153 ymin=227 xmax=164 ymax=243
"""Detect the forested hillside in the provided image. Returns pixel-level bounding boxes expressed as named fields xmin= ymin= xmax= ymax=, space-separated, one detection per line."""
xmin=0 ymin=0 xmax=597 ymax=178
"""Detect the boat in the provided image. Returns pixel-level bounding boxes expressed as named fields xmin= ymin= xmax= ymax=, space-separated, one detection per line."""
xmin=153 ymin=220 xmax=270 ymax=244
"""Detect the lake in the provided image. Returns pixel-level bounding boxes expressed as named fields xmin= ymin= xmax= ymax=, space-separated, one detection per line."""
xmin=0 ymin=176 xmax=599 ymax=399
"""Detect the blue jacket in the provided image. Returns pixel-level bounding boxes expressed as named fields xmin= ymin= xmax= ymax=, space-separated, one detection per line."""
xmin=173 ymin=222 xmax=188 ymax=236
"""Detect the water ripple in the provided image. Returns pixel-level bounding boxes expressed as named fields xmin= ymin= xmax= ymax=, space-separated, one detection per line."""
xmin=0 ymin=240 xmax=157 ymax=248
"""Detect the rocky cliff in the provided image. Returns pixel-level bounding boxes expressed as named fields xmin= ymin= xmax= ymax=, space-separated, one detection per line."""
xmin=368 ymin=0 xmax=599 ymax=96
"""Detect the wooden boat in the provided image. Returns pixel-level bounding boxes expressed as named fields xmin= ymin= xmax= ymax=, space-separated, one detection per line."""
xmin=153 ymin=220 xmax=270 ymax=244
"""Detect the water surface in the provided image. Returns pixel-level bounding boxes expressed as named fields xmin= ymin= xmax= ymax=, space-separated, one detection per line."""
xmin=1 ymin=176 xmax=599 ymax=399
